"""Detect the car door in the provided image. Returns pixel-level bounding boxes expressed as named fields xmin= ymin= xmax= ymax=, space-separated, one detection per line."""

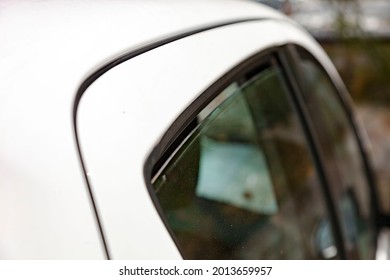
xmin=75 ymin=18 xmax=379 ymax=259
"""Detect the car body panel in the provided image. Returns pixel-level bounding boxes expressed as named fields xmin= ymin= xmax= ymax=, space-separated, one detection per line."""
xmin=77 ymin=19 xmax=341 ymax=259
xmin=0 ymin=0 xmax=289 ymax=259
xmin=0 ymin=0 xmax=384 ymax=259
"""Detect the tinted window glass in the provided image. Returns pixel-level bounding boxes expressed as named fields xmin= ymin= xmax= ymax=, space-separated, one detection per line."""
xmin=152 ymin=60 xmax=336 ymax=259
xmin=297 ymin=47 xmax=375 ymax=259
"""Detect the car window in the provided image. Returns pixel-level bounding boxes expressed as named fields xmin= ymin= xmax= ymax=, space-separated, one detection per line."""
xmin=151 ymin=57 xmax=338 ymax=259
xmin=296 ymin=47 xmax=376 ymax=259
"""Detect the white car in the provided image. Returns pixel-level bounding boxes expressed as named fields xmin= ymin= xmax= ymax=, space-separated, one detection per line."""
xmin=0 ymin=0 xmax=389 ymax=259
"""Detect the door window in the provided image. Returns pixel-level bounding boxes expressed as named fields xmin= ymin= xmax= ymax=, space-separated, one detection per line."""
xmin=151 ymin=58 xmax=336 ymax=259
xmin=296 ymin=47 xmax=375 ymax=259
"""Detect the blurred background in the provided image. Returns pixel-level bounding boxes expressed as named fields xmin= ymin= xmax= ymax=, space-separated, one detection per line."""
xmin=255 ymin=0 xmax=390 ymax=214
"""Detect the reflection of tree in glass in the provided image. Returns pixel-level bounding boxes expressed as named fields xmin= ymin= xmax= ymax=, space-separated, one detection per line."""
xmin=243 ymin=69 xmax=292 ymax=127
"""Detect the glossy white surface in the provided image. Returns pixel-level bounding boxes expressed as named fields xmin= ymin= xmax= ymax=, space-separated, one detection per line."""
xmin=77 ymin=19 xmax=337 ymax=259
xmin=0 ymin=0 xmax=287 ymax=259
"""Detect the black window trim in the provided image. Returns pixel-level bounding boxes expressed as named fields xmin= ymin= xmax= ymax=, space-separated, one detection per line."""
xmin=277 ymin=45 xmax=347 ymax=258
xmin=144 ymin=45 xmax=347 ymax=259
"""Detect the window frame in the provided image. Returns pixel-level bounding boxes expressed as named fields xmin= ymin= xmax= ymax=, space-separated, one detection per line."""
xmin=144 ymin=46 xmax=348 ymax=259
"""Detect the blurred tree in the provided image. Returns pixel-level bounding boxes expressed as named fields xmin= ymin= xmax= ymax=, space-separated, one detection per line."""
xmin=321 ymin=0 xmax=390 ymax=105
